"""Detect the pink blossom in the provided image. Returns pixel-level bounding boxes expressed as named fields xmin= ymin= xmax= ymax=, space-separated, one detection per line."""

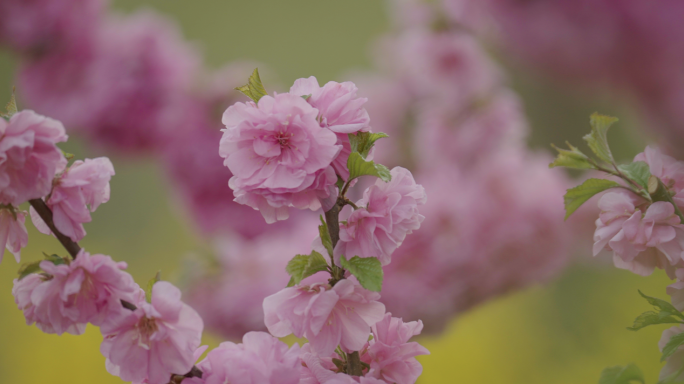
xmin=183 ymin=218 xmax=319 ymax=339
xmin=363 ymin=313 xmax=429 ymax=384
xmin=634 ymin=146 xmax=684 ymax=206
xmin=593 ymin=191 xmax=684 ymax=276
xmin=0 ymin=0 xmax=104 ymax=54
xmin=12 ymin=250 xmax=138 ymax=334
xmin=220 ymin=92 xmax=341 ymax=223
xmin=336 ymin=167 xmax=426 ymax=266
xmin=660 ymin=325 xmax=684 ymax=382
xmin=0 ymin=208 xmax=28 ymax=263
xmin=30 ymin=157 xmax=114 ymax=242
xmin=185 ymin=332 xmax=301 ymax=384
xmin=263 ymin=279 xmax=386 ymax=355
xmin=100 ymin=281 xmax=203 ymax=384
xmin=0 ymin=110 xmax=67 ymax=206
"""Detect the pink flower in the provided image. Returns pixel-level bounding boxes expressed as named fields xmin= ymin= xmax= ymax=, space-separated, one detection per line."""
xmin=593 ymin=191 xmax=684 ymax=276
xmin=220 ymin=93 xmax=341 ymax=223
xmin=185 ymin=332 xmax=301 ymax=384
xmin=660 ymin=325 xmax=684 ymax=382
xmin=336 ymin=167 xmax=426 ymax=266
xmin=634 ymin=146 xmax=684 ymax=207
xmin=263 ymin=279 xmax=386 ymax=355
xmin=0 ymin=0 xmax=104 ymax=54
xmin=12 ymin=250 xmax=138 ymax=334
xmin=0 ymin=110 xmax=67 ymax=206
xmin=30 ymin=157 xmax=115 ymax=242
xmin=0 ymin=208 xmax=28 ymax=263
xmin=100 ymin=281 xmax=203 ymax=384
xmin=363 ymin=313 xmax=429 ymax=384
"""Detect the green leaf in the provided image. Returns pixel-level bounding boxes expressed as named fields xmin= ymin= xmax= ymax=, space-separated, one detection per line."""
xmin=549 ymin=142 xmax=596 ymax=170
xmin=339 ymin=255 xmax=383 ymax=292
xmin=301 ymin=94 xmax=311 ymax=100
xmin=348 ymin=132 xmax=389 ymax=159
xmin=663 ymin=332 xmax=684 ymax=362
xmin=17 ymin=261 xmax=43 ymax=280
xmin=584 ymin=113 xmax=619 ymax=164
xmin=564 ymin=178 xmax=621 ymax=220
xmin=638 ymin=290 xmax=684 ymax=321
xmin=319 ymin=216 xmax=334 ymax=257
xmin=234 ymin=68 xmax=268 ymax=103
xmin=42 ymin=253 xmax=68 ymax=266
xmin=2 ymin=88 xmax=17 ymax=119
xmin=145 ymin=271 xmax=161 ymax=303
xmin=286 ymin=251 xmax=329 ymax=286
xmin=599 ymin=364 xmax=645 ymax=384
xmin=618 ymin=162 xmax=652 ymax=190
xmin=628 ymin=311 xmax=682 ymax=331
xmin=347 ymin=152 xmax=391 ymax=183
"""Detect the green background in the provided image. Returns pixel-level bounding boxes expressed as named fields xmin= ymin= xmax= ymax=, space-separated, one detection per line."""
xmin=0 ymin=1 xmax=671 ymax=383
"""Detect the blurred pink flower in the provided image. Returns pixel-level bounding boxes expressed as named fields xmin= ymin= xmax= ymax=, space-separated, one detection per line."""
xmin=19 ymin=10 xmax=200 ymax=153
xmin=263 ymin=279 xmax=385 ymax=355
xmin=363 ymin=313 xmax=429 ymax=384
xmin=220 ymin=93 xmax=341 ymax=223
xmin=0 ymin=110 xmax=67 ymax=206
xmin=12 ymin=250 xmax=138 ymax=335
xmin=336 ymin=167 xmax=426 ymax=266
xmin=0 ymin=208 xmax=28 ymax=263
xmin=183 ymin=218 xmax=318 ymax=340
xmin=593 ymin=191 xmax=684 ymax=276
xmin=30 ymin=157 xmax=114 ymax=242
xmin=100 ymin=281 xmax=203 ymax=384
xmin=185 ymin=332 xmax=301 ymax=384
xmin=0 ymin=0 xmax=105 ymax=54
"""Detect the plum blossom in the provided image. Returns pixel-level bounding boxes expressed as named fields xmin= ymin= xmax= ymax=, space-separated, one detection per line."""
xmin=660 ymin=325 xmax=684 ymax=382
xmin=263 ymin=278 xmax=385 ymax=355
xmin=0 ymin=207 xmax=28 ymax=263
xmin=289 ymin=77 xmax=371 ymax=180
xmin=634 ymin=146 xmax=684 ymax=208
xmin=100 ymin=281 xmax=203 ymax=384
xmin=593 ymin=190 xmax=684 ymax=276
xmin=336 ymin=167 xmax=426 ymax=266
xmin=184 ymin=332 xmax=301 ymax=384
xmin=30 ymin=157 xmax=115 ymax=242
xmin=363 ymin=313 xmax=429 ymax=384
xmin=12 ymin=250 xmax=138 ymax=334
xmin=0 ymin=110 xmax=67 ymax=206
xmin=220 ymin=92 xmax=341 ymax=223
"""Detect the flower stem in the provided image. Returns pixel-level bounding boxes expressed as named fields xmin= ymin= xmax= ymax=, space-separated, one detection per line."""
xmin=347 ymin=351 xmax=363 ymax=376
xmin=28 ymin=198 xmax=81 ymax=259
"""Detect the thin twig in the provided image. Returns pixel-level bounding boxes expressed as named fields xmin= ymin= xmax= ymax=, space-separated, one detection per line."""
xmin=28 ymin=199 xmax=81 ymax=258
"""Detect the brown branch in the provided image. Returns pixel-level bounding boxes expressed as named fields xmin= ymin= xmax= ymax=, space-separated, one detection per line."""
xmin=346 ymin=351 xmax=363 ymax=376
xmin=169 ymin=366 xmax=203 ymax=384
xmin=28 ymin=198 xmax=81 ymax=258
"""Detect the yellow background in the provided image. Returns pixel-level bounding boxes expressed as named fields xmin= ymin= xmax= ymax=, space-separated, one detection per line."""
xmin=0 ymin=1 xmax=671 ymax=383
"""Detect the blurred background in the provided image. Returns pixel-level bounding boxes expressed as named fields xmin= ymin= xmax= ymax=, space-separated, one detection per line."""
xmin=0 ymin=0 xmax=680 ymax=383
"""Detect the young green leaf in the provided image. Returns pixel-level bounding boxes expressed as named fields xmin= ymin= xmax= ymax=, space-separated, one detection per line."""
xmin=234 ymin=68 xmax=268 ymax=103
xmin=549 ymin=142 xmax=595 ymax=170
xmin=618 ymin=162 xmax=651 ymax=190
xmin=2 ymin=88 xmax=17 ymax=119
xmin=563 ymin=178 xmax=621 ymax=220
xmin=43 ymin=253 xmax=68 ymax=266
xmin=598 ymin=364 xmax=645 ymax=384
xmin=638 ymin=290 xmax=684 ymax=321
xmin=145 ymin=271 xmax=161 ymax=303
xmin=347 ymin=152 xmax=391 ymax=183
xmin=319 ymin=216 xmax=334 ymax=257
xmin=583 ymin=113 xmax=619 ymax=164
xmin=17 ymin=261 xmax=43 ymax=280
xmin=348 ymin=132 xmax=389 ymax=159
xmin=286 ymin=251 xmax=329 ymax=286
xmin=662 ymin=332 xmax=684 ymax=362
xmin=628 ymin=311 xmax=682 ymax=331
xmin=339 ymin=255 xmax=383 ymax=292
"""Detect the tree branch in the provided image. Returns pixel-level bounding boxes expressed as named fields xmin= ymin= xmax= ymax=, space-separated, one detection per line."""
xmin=28 ymin=198 xmax=81 ymax=258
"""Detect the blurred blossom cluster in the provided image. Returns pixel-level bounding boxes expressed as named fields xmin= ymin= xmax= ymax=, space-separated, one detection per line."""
xmin=465 ymin=0 xmax=684 ymax=154
xmin=1 ymin=0 xmax=577 ymax=339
